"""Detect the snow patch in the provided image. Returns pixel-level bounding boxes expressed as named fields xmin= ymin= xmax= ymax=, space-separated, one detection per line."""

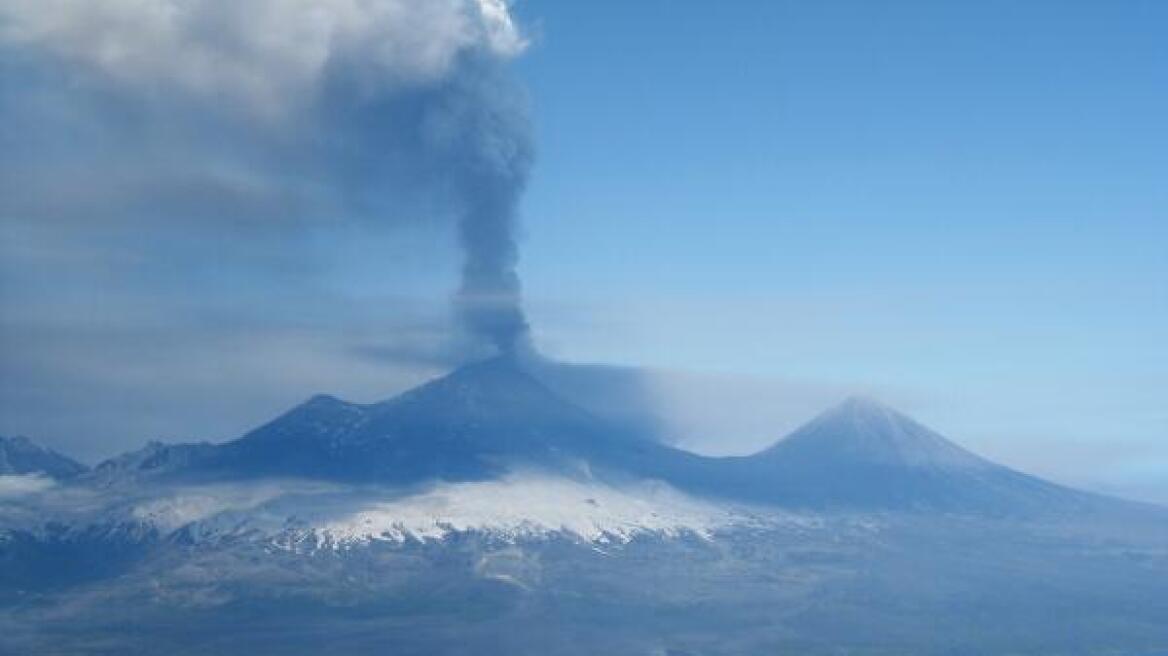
xmin=131 ymin=481 xmax=339 ymax=532
xmin=303 ymin=475 xmax=761 ymax=546
xmin=0 ymin=474 xmax=55 ymax=498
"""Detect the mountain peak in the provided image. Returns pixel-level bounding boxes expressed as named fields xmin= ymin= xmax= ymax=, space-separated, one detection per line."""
xmin=0 ymin=435 xmax=88 ymax=479
xmin=304 ymin=393 xmax=345 ymax=407
xmin=830 ymin=395 xmax=898 ymax=421
xmin=89 ymin=440 xmax=215 ymax=485
xmin=202 ymin=355 xmax=621 ymax=483
xmin=385 ymin=355 xmax=574 ymax=420
xmin=762 ymin=397 xmax=992 ymax=472
xmin=837 ymin=394 xmax=889 ymax=410
xmin=238 ymin=392 xmax=368 ymax=445
xmin=738 ymin=400 xmax=1096 ymax=512
xmin=432 ymin=354 xmax=531 ymax=385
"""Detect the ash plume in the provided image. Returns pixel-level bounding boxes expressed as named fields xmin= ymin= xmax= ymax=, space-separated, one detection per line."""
xmin=0 ymin=0 xmax=534 ymax=356
xmin=433 ymin=61 xmax=534 ymax=355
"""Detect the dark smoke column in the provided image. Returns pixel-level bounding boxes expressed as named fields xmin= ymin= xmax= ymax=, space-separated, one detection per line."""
xmin=457 ymin=194 xmax=529 ymax=354
xmin=446 ymin=65 xmax=534 ymax=356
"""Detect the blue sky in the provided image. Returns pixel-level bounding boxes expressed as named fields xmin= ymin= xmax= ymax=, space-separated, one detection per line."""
xmin=508 ymin=1 xmax=1167 ymax=498
xmin=0 ymin=1 xmax=1164 ymax=502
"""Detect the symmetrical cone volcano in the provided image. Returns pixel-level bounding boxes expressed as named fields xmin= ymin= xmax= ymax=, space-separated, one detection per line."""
xmin=735 ymin=396 xmax=1094 ymax=513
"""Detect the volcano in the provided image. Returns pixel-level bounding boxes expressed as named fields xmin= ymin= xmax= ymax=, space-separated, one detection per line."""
xmin=123 ymin=357 xmax=707 ymax=489
xmin=730 ymin=397 xmax=1096 ymax=513
xmin=84 ymin=358 xmax=1121 ymax=517
xmin=6 ymin=359 xmax=1168 ymax=656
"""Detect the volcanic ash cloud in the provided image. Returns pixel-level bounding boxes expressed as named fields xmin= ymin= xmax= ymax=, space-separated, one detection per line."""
xmin=0 ymin=0 xmax=534 ymax=353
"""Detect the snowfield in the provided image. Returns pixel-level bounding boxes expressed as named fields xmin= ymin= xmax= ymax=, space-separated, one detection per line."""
xmin=298 ymin=475 xmax=772 ymax=545
xmin=0 ymin=474 xmax=56 ymax=499
xmin=159 ymin=474 xmax=787 ymax=547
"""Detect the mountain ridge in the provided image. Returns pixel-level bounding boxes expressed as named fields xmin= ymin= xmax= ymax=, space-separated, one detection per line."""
xmin=43 ymin=357 xmax=1152 ymax=516
xmin=0 ymin=435 xmax=88 ymax=480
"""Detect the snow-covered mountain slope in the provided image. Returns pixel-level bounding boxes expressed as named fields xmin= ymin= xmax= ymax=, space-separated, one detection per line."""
xmin=189 ymin=475 xmax=779 ymax=547
xmin=0 ymin=474 xmax=56 ymax=499
xmin=3 ymin=474 xmax=787 ymax=549
xmin=3 ymin=471 xmax=1164 ymax=656
xmin=3 ymin=362 xmax=1167 ymax=655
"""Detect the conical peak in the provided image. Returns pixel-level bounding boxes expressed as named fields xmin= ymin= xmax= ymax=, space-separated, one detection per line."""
xmin=237 ymin=391 xmax=368 ymax=446
xmin=766 ymin=397 xmax=992 ymax=471
xmin=831 ymin=395 xmax=897 ymax=420
xmin=303 ymin=393 xmax=345 ymax=407
xmin=839 ymin=395 xmax=887 ymax=410
xmin=278 ymin=393 xmax=364 ymax=423
xmin=385 ymin=355 xmax=586 ymax=422
xmin=411 ymin=355 xmax=541 ymax=398
xmin=450 ymin=354 xmax=528 ymax=378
